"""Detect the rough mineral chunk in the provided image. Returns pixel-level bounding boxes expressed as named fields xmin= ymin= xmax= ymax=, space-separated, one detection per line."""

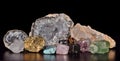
xmin=43 ymin=45 xmax=56 ymax=54
xmin=70 ymin=23 xmax=116 ymax=48
xmin=56 ymin=44 xmax=69 ymax=54
xmin=77 ymin=39 xmax=91 ymax=52
xmin=69 ymin=44 xmax=80 ymax=54
xmin=29 ymin=13 xmax=74 ymax=46
xmin=3 ymin=30 xmax=28 ymax=53
xmin=24 ymin=36 xmax=45 ymax=52
xmin=89 ymin=40 xmax=110 ymax=54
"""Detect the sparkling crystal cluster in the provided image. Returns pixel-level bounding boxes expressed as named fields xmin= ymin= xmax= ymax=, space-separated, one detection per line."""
xmin=3 ymin=13 xmax=115 ymax=54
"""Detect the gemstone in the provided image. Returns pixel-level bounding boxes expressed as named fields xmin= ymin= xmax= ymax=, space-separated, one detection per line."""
xmin=89 ymin=40 xmax=110 ymax=54
xmin=77 ymin=39 xmax=90 ymax=52
xmin=56 ymin=44 xmax=69 ymax=54
xmin=43 ymin=46 xmax=56 ymax=54
xmin=69 ymin=44 xmax=80 ymax=54
xmin=70 ymin=23 xmax=115 ymax=48
xmin=24 ymin=36 xmax=45 ymax=52
xmin=29 ymin=13 xmax=74 ymax=46
xmin=3 ymin=30 xmax=28 ymax=53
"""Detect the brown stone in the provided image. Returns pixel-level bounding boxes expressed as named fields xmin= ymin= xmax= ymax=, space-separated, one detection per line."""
xmin=24 ymin=36 xmax=45 ymax=52
xmin=70 ymin=23 xmax=116 ymax=48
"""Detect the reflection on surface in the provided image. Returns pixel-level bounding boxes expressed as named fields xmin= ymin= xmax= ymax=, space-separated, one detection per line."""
xmin=4 ymin=51 xmax=23 ymax=61
xmin=3 ymin=50 xmax=115 ymax=61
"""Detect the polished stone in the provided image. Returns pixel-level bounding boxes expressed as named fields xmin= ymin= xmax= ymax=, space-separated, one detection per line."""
xmin=43 ymin=46 xmax=56 ymax=54
xmin=56 ymin=44 xmax=69 ymax=54
xmin=69 ymin=44 xmax=80 ymax=54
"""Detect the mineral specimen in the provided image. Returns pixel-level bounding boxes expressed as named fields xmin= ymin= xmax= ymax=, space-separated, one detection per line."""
xmin=43 ymin=45 xmax=56 ymax=54
xmin=77 ymin=39 xmax=91 ymax=52
xmin=24 ymin=36 xmax=45 ymax=52
xmin=3 ymin=30 xmax=28 ymax=53
xmin=29 ymin=13 xmax=74 ymax=46
xmin=70 ymin=23 xmax=116 ymax=48
xmin=56 ymin=44 xmax=69 ymax=54
xmin=89 ymin=40 xmax=110 ymax=54
xmin=69 ymin=44 xmax=80 ymax=54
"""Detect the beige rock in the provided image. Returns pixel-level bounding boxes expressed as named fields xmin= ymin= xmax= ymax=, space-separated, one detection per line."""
xmin=70 ymin=23 xmax=116 ymax=48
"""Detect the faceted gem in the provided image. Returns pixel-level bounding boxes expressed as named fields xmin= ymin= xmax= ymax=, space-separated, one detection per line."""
xmin=3 ymin=30 xmax=28 ymax=53
xmin=69 ymin=44 xmax=80 ymax=54
xmin=77 ymin=39 xmax=90 ymax=52
xmin=43 ymin=46 xmax=56 ymax=54
xmin=29 ymin=13 xmax=74 ymax=46
xmin=89 ymin=40 xmax=110 ymax=54
xmin=56 ymin=44 xmax=69 ymax=54
xmin=24 ymin=36 xmax=45 ymax=52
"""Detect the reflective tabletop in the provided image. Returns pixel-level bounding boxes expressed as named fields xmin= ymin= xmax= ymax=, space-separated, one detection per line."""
xmin=0 ymin=50 xmax=115 ymax=61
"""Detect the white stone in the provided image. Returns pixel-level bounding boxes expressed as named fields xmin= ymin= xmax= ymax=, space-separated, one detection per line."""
xmin=3 ymin=30 xmax=28 ymax=53
xmin=29 ymin=13 xmax=74 ymax=46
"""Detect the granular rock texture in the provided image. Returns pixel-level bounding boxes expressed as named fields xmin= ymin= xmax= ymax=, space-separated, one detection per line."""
xmin=29 ymin=13 xmax=74 ymax=46
xmin=3 ymin=30 xmax=28 ymax=53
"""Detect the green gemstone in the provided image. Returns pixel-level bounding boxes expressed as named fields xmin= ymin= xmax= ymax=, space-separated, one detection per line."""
xmin=90 ymin=40 xmax=110 ymax=54
xmin=89 ymin=44 xmax=98 ymax=54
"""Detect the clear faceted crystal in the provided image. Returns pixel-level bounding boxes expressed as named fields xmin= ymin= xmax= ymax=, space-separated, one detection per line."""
xmin=3 ymin=30 xmax=28 ymax=53
xmin=29 ymin=13 xmax=74 ymax=46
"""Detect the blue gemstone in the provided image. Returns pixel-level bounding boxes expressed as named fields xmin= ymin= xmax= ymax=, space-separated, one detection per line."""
xmin=43 ymin=46 xmax=56 ymax=54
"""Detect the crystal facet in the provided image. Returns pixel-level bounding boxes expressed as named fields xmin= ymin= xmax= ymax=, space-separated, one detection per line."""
xmin=24 ymin=36 xmax=45 ymax=52
xmin=3 ymin=30 xmax=28 ymax=53
xmin=29 ymin=13 xmax=74 ymax=46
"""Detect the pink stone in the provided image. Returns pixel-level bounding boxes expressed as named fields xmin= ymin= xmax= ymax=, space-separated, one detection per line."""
xmin=56 ymin=44 xmax=69 ymax=54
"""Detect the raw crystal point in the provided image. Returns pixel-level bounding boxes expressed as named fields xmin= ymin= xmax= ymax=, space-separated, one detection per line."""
xmin=43 ymin=45 xmax=56 ymax=54
xmin=24 ymin=36 xmax=45 ymax=52
xmin=77 ymin=39 xmax=91 ymax=52
xmin=69 ymin=44 xmax=80 ymax=54
xmin=89 ymin=40 xmax=110 ymax=54
xmin=56 ymin=44 xmax=69 ymax=54
xmin=70 ymin=23 xmax=116 ymax=48
xmin=3 ymin=30 xmax=28 ymax=53
xmin=29 ymin=13 xmax=74 ymax=46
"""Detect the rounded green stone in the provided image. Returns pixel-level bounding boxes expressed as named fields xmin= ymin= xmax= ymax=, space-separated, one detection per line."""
xmin=89 ymin=44 xmax=98 ymax=54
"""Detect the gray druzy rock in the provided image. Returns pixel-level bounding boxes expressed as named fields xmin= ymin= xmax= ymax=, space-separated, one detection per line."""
xmin=29 ymin=13 xmax=74 ymax=45
xmin=3 ymin=30 xmax=28 ymax=53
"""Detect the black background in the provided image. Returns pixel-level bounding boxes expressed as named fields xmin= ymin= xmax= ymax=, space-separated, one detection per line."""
xmin=0 ymin=0 xmax=119 ymax=61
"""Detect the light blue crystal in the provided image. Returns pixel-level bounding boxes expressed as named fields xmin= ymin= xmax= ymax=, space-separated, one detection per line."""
xmin=43 ymin=46 xmax=56 ymax=54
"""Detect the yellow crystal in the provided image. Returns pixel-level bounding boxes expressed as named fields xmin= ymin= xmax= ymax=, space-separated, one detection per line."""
xmin=24 ymin=36 xmax=45 ymax=52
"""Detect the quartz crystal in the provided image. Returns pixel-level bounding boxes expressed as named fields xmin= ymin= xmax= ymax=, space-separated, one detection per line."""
xmin=24 ymin=36 xmax=45 ymax=52
xmin=3 ymin=30 xmax=28 ymax=53
xmin=29 ymin=13 xmax=74 ymax=46
xmin=70 ymin=23 xmax=116 ymax=48
xmin=56 ymin=44 xmax=69 ymax=54
xmin=43 ymin=45 xmax=56 ymax=54
xmin=89 ymin=40 xmax=110 ymax=54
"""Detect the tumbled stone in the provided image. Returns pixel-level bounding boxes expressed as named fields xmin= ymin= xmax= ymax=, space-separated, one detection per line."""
xmin=29 ymin=13 xmax=74 ymax=46
xmin=24 ymin=36 xmax=45 ymax=52
xmin=3 ymin=30 xmax=28 ymax=53
xmin=43 ymin=46 xmax=56 ymax=54
xmin=89 ymin=40 xmax=110 ymax=54
xmin=56 ymin=44 xmax=69 ymax=54
xmin=69 ymin=44 xmax=80 ymax=54
xmin=77 ymin=39 xmax=90 ymax=52
xmin=70 ymin=23 xmax=115 ymax=48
